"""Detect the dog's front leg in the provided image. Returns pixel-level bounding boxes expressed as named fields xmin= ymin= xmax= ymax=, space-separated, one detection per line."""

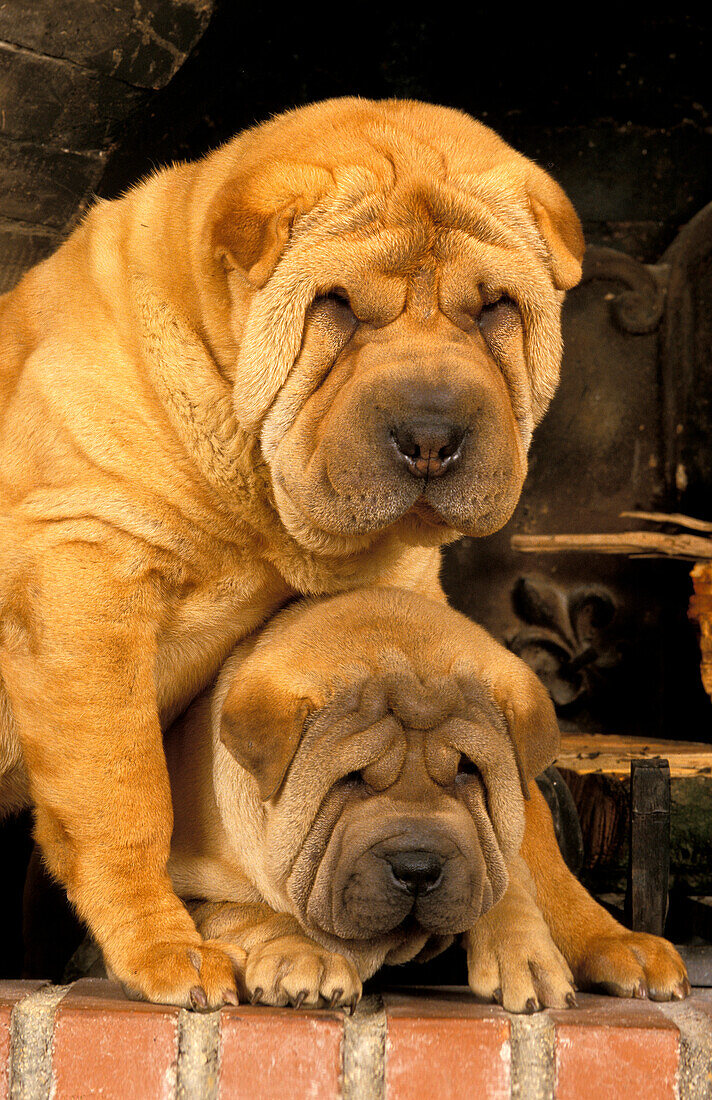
xmin=190 ymin=899 xmax=361 ymax=1009
xmin=522 ymin=785 xmax=690 ymax=1000
xmin=1 ymin=543 xmax=237 ymax=1008
xmin=464 ymin=855 xmax=576 ymax=1012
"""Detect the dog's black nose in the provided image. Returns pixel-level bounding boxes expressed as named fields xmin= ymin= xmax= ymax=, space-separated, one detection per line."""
xmin=386 ymin=850 xmax=443 ymax=895
xmin=390 ymin=418 xmax=466 ymax=479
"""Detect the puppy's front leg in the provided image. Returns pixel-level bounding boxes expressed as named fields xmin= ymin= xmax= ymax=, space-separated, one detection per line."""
xmin=522 ymin=785 xmax=689 ymax=1000
xmin=1 ymin=544 xmax=236 ymax=1008
xmin=465 ymin=856 xmax=576 ymax=1012
xmin=190 ymin=900 xmax=362 ymax=1009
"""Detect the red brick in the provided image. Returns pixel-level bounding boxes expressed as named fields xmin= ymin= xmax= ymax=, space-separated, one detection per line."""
xmin=52 ymin=979 xmax=180 ymax=1100
xmin=219 ymin=1006 xmax=344 ymax=1100
xmin=0 ymin=981 xmax=46 ymax=1100
xmin=383 ymin=991 xmax=511 ymax=1100
xmin=551 ymin=994 xmax=680 ymax=1100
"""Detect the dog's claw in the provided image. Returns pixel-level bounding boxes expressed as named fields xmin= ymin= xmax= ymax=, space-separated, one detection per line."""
xmin=189 ymin=986 xmax=208 ymax=1010
xmin=492 ymin=987 xmax=503 ymax=1005
xmin=673 ymin=979 xmax=691 ymax=1001
xmin=327 ymin=989 xmax=343 ymax=1010
xmin=250 ymin=988 xmax=263 ymax=1005
xmin=525 ymin=997 xmax=539 ymax=1014
xmin=223 ymin=989 xmax=239 ymax=1006
xmin=293 ymin=991 xmax=307 ymax=1009
xmin=565 ymin=992 xmax=578 ymax=1008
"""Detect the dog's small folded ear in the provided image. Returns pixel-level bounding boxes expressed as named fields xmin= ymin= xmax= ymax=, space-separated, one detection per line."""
xmin=487 ymin=662 xmax=560 ymax=800
xmin=219 ymin=671 xmax=317 ymax=801
xmin=211 ymin=162 xmax=333 ymax=287
xmin=527 ymin=169 xmax=585 ymax=291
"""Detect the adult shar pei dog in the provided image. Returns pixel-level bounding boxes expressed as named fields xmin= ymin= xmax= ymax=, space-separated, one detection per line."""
xmin=0 ymin=95 xmax=613 ymax=1006
xmin=167 ymin=588 xmax=688 ymax=1011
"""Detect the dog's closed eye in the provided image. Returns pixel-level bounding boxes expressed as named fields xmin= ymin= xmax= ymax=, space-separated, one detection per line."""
xmin=456 ymin=754 xmax=481 ymax=780
xmin=479 ymin=294 xmax=519 ymax=334
xmin=316 ymin=289 xmax=358 ymax=323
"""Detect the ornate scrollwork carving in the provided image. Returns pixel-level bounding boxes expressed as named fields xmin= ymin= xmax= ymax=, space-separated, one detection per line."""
xmin=581 ymin=245 xmax=668 ymax=334
xmin=507 ymin=575 xmax=622 ymax=715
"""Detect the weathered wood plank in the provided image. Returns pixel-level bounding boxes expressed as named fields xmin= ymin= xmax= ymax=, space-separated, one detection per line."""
xmin=512 ymin=528 xmax=712 ymax=559
xmin=0 ymin=41 xmax=145 ymax=151
xmin=626 ymin=757 xmax=671 ymax=936
xmin=0 ymin=219 xmax=62 ymax=293
xmin=557 ymin=733 xmax=712 ymax=778
xmin=0 ymin=138 xmax=105 ymax=229
xmin=558 ymin=737 xmax=712 ymax=896
xmin=0 ymin=0 xmax=213 ymax=89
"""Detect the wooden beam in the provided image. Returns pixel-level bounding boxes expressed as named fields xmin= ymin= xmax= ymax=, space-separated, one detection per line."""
xmin=556 ymin=733 xmax=712 ymax=779
xmin=511 ymin=529 xmax=712 ymax=559
xmin=626 ymin=758 xmax=671 ymax=937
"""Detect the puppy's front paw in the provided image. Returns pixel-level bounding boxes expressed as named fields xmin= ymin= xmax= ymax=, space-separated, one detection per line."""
xmin=245 ymin=934 xmax=361 ymax=1009
xmin=118 ymin=940 xmax=242 ymax=1010
xmin=466 ymin=915 xmax=576 ymax=1013
xmin=573 ymin=931 xmax=690 ymax=1002
xmin=464 ymin=861 xmax=576 ymax=1013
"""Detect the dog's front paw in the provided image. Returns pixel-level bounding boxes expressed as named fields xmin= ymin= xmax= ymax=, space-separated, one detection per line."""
xmin=466 ymin=915 xmax=576 ymax=1013
xmin=464 ymin=861 xmax=576 ymax=1013
xmin=116 ymin=940 xmax=242 ymax=1010
xmin=245 ymin=934 xmax=361 ymax=1009
xmin=573 ymin=931 xmax=689 ymax=1002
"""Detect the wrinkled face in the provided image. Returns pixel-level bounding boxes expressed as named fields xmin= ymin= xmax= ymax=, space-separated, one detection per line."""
xmin=266 ymin=278 xmax=529 ymax=549
xmin=261 ymin=665 xmax=525 ymax=954
xmin=252 ymin=208 xmax=554 ymax=552
xmin=218 ymin=110 xmax=582 ymax=553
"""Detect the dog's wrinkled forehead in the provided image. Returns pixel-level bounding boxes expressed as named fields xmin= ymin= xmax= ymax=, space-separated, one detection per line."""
xmin=297 ymin=652 xmax=510 ymax=789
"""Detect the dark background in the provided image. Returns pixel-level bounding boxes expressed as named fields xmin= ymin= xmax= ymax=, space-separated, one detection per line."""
xmin=2 ymin=5 xmax=711 ymax=979
xmin=99 ymin=9 xmax=712 ymax=264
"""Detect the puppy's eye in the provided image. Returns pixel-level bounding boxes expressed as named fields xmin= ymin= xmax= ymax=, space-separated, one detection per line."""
xmin=325 ymin=287 xmax=351 ymax=308
xmin=478 ymin=295 xmax=519 ymax=344
xmin=479 ymin=293 xmax=515 ymax=319
xmin=342 ymin=770 xmax=365 ymax=787
xmin=318 ymin=288 xmax=356 ymax=317
xmin=313 ymin=289 xmax=358 ymax=331
xmin=456 ymin=755 xmax=481 ymax=780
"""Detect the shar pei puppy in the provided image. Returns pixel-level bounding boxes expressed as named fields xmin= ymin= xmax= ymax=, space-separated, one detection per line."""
xmin=167 ymin=588 xmax=688 ymax=1011
xmin=0 ymin=96 xmax=591 ymax=1006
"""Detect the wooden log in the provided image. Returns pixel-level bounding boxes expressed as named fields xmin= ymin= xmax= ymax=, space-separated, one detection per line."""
xmin=0 ymin=42 xmax=145 ymax=152
xmin=689 ymin=562 xmax=712 ymax=701
xmin=511 ymin=529 xmax=712 ymax=559
xmin=0 ymin=137 xmax=105 ymax=230
xmin=557 ymin=733 xmax=712 ymax=778
xmin=621 ymin=511 xmax=712 ymax=534
xmin=625 ymin=758 xmax=671 ymax=936
xmin=556 ymin=734 xmax=712 ymax=894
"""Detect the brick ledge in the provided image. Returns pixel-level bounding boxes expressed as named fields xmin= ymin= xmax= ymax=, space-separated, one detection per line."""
xmin=1 ymin=979 xmax=711 ymax=1098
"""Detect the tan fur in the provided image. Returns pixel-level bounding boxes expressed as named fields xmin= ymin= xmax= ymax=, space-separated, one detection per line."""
xmin=166 ymin=588 xmax=687 ymax=1011
xmin=0 ymin=97 xmax=583 ymax=1006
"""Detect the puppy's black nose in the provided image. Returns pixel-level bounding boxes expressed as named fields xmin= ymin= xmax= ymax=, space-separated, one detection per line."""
xmin=386 ymin=850 xmax=443 ymax=895
xmin=390 ymin=418 xmax=466 ymax=479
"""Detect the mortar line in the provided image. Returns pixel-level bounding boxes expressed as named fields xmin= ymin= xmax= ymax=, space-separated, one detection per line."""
xmin=9 ymin=985 xmax=70 ymax=1100
xmin=175 ymin=1007 xmax=222 ymax=1100
xmin=509 ymin=1012 xmax=556 ymax=1100
xmin=658 ymin=1000 xmax=712 ymax=1100
xmin=343 ymin=994 xmax=386 ymax=1100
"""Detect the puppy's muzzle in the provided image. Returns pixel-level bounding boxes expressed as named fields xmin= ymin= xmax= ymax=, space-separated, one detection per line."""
xmin=389 ymin=418 xmax=466 ymax=479
xmin=335 ymin=825 xmax=481 ymax=938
